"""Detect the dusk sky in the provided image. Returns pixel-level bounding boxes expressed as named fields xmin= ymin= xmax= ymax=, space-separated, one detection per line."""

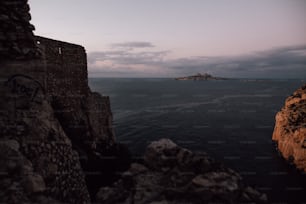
xmin=29 ymin=0 xmax=306 ymax=78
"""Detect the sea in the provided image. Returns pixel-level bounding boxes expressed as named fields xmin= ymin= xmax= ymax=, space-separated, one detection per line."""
xmin=89 ymin=78 xmax=306 ymax=203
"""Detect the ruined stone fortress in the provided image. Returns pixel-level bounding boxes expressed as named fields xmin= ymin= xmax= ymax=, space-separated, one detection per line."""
xmin=0 ymin=0 xmax=119 ymax=203
xmin=0 ymin=0 xmax=115 ymax=144
xmin=1 ymin=0 xmax=91 ymax=95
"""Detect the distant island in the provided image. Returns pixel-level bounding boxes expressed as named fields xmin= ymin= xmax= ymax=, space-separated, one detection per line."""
xmin=175 ymin=73 xmax=228 ymax=80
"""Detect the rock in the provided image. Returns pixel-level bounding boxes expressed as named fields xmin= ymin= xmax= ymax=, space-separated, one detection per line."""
xmin=128 ymin=163 xmax=148 ymax=175
xmin=244 ymin=186 xmax=266 ymax=202
xmin=144 ymin=138 xmax=179 ymax=170
xmin=272 ymin=84 xmax=306 ymax=172
xmin=96 ymin=187 xmax=117 ymax=203
xmin=0 ymin=140 xmax=20 ymax=151
xmin=23 ymin=174 xmax=46 ymax=193
xmin=150 ymin=201 xmax=169 ymax=204
xmin=1 ymin=75 xmax=91 ymax=203
xmin=97 ymin=139 xmax=267 ymax=204
xmin=47 ymin=163 xmax=58 ymax=175
xmin=191 ymin=172 xmax=240 ymax=202
xmin=0 ymin=0 xmax=38 ymax=59
xmin=192 ymin=175 xmax=212 ymax=187
xmin=32 ymin=195 xmax=62 ymax=204
xmin=0 ymin=143 xmax=24 ymax=173
xmin=96 ymin=184 xmax=130 ymax=204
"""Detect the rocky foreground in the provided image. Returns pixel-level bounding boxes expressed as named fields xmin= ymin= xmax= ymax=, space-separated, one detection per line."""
xmin=272 ymin=84 xmax=306 ymax=172
xmin=97 ymin=139 xmax=267 ymax=204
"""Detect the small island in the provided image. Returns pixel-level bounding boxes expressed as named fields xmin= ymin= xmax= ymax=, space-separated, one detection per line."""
xmin=175 ymin=73 xmax=228 ymax=81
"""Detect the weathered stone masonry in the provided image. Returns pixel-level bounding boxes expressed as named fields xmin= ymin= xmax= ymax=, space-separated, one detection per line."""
xmin=1 ymin=0 xmax=116 ymax=203
xmin=34 ymin=36 xmax=115 ymax=148
xmin=1 ymin=33 xmax=115 ymax=147
xmin=36 ymin=36 xmax=89 ymax=96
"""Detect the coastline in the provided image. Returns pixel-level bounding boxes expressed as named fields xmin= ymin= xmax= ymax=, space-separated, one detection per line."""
xmin=1 ymin=1 xmax=305 ymax=203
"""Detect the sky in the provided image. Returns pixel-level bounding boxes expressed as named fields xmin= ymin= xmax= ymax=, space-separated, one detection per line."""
xmin=29 ymin=0 xmax=306 ymax=78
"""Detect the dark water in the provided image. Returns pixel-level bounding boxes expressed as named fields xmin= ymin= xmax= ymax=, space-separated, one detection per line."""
xmin=89 ymin=78 xmax=306 ymax=203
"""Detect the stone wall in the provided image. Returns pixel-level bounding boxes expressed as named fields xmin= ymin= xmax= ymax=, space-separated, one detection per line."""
xmin=32 ymin=36 xmax=115 ymax=148
xmin=36 ymin=36 xmax=89 ymax=96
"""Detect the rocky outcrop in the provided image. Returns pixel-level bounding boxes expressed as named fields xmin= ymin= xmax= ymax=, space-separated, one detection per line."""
xmin=96 ymin=139 xmax=267 ymax=204
xmin=0 ymin=0 xmax=38 ymax=59
xmin=272 ymin=84 xmax=306 ymax=172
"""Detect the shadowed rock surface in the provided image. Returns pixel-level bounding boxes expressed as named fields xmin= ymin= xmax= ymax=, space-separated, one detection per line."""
xmin=0 ymin=94 xmax=90 ymax=203
xmin=96 ymin=139 xmax=267 ymax=204
xmin=272 ymin=84 xmax=306 ymax=172
xmin=0 ymin=0 xmax=38 ymax=59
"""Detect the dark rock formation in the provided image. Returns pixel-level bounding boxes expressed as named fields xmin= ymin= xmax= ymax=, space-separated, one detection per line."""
xmin=96 ymin=139 xmax=268 ymax=204
xmin=272 ymin=84 xmax=306 ymax=172
xmin=0 ymin=0 xmax=38 ymax=59
xmin=0 ymin=97 xmax=90 ymax=203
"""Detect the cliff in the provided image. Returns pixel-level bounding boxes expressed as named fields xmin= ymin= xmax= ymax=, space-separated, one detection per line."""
xmin=1 ymin=1 xmax=266 ymax=203
xmin=272 ymin=84 xmax=306 ymax=172
xmin=0 ymin=1 xmax=128 ymax=203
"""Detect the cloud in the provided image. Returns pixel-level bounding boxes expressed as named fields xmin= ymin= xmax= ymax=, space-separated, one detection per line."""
xmin=87 ymin=50 xmax=125 ymax=64
xmin=111 ymin=41 xmax=155 ymax=49
xmin=88 ymin=41 xmax=169 ymax=68
xmin=167 ymin=45 xmax=306 ymax=78
xmin=88 ymin=44 xmax=306 ymax=78
xmin=88 ymin=50 xmax=169 ymax=66
xmin=88 ymin=42 xmax=171 ymax=77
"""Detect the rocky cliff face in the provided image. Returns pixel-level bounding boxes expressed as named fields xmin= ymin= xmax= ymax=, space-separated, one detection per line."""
xmin=0 ymin=0 xmax=126 ymax=203
xmin=0 ymin=60 xmax=127 ymax=203
xmin=0 ymin=0 xmax=38 ymax=59
xmin=272 ymin=84 xmax=306 ymax=172
xmin=0 ymin=89 xmax=90 ymax=203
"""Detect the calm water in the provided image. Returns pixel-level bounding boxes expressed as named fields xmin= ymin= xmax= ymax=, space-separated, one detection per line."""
xmin=89 ymin=78 xmax=306 ymax=203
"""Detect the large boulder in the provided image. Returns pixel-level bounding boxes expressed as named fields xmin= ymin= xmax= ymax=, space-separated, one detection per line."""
xmin=96 ymin=139 xmax=267 ymax=204
xmin=272 ymin=84 xmax=306 ymax=172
